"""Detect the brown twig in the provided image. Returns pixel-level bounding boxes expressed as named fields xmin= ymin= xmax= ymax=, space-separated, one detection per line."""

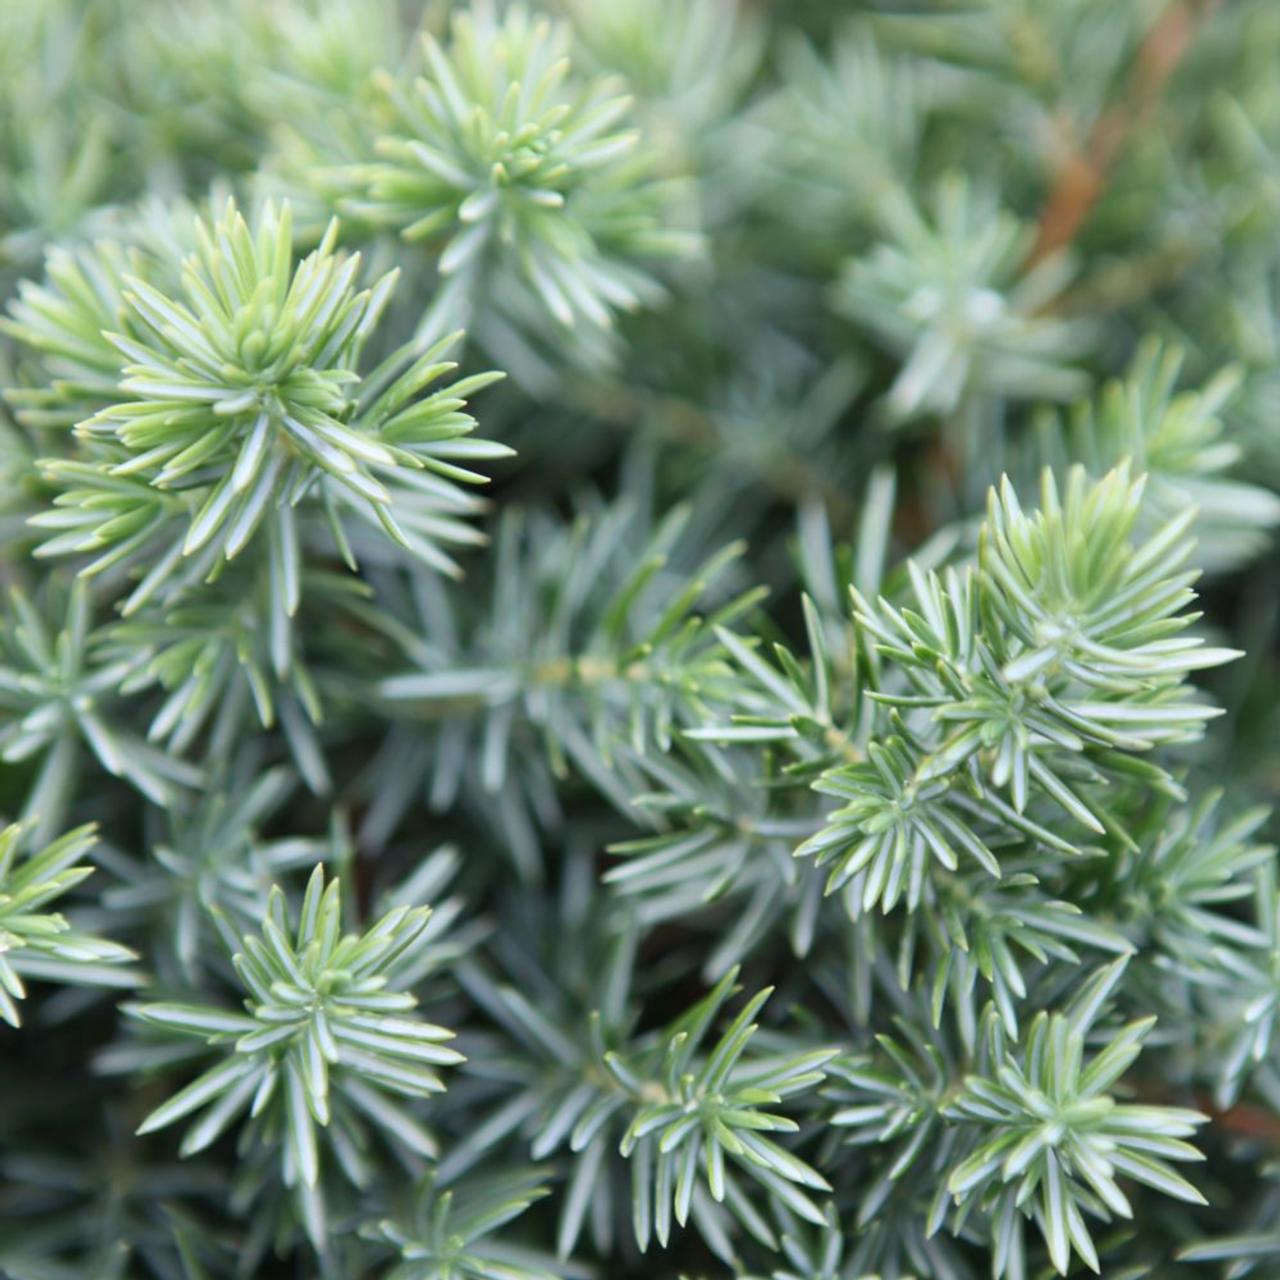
xmin=1207 ymin=1097 xmax=1280 ymax=1147
xmin=1030 ymin=0 xmax=1212 ymax=264
xmin=1137 ymin=1079 xmax=1280 ymax=1148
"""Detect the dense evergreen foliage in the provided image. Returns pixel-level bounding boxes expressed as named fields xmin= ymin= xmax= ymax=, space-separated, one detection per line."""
xmin=3 ymin=2 xmax=1280 ymax=1277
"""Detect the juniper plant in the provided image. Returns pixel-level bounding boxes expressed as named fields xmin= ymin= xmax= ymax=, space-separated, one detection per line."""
xmin=0 ymin=820 xmax=135 ymax=1026
xmin=128 ymin=866 xmax=461 ymax=1247
xmin=3 ymin=3 xmax=1280 ymax=1280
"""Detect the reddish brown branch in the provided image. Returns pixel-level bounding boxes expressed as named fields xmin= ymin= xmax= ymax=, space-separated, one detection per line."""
xmin=1030 ymin=0 xmax=1211 ymax=264
xmin=1208 ymin=1098 xmax=1280 ymax=1147
xmin=1139 ymin=1079 xmax=1280 ymax=1148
